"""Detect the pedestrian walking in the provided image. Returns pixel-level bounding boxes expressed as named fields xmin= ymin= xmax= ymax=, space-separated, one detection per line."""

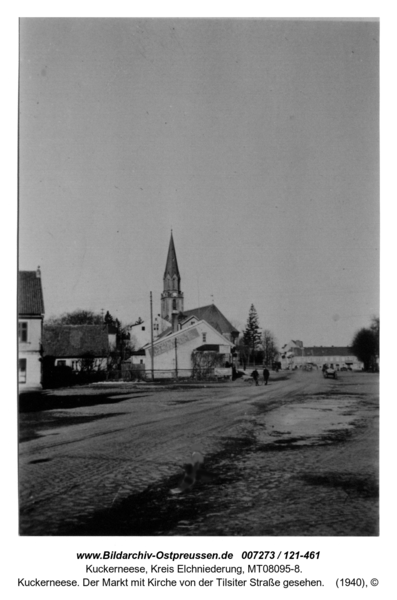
xmin=252 ymin=369 xmax=259 ymax=386
xmin=263 ymin=367 xmax=270 ymax=385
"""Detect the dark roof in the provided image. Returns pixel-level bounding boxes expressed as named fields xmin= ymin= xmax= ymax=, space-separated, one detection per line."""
xmin=18 ymin=271 xmax=45 ymax=316
xmin=183 ymin=304 xmax=239 ymax=336
xmin=156 ymin=326 xmax=173 ymax=340
xmin=164 ymin=232 xmax=180 ymax=280
xmin=194 ymin=344 xmax=220 ymax=352
xmin=303 ymin=346 xmax=354 ymax=357
xmin=43 ymin=325 xmax=109 ymax=358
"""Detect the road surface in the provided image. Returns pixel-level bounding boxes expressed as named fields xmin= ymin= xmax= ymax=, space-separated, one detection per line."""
xmin=19 ymin=370 xmax=378 ymax=536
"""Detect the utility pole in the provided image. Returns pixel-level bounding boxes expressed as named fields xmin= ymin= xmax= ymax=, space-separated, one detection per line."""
xmin=150 ymin=292 xmax=154 ymax=381
xmin=174 ymin=337 xmax=178 ymax=380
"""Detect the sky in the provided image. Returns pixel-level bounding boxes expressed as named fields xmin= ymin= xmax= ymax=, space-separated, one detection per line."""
xmin=18 ymin=18 xmax=379 ymax=347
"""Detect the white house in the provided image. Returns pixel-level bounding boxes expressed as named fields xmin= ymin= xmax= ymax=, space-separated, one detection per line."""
xmin=140 ymin=319 xmax=233 ymax=379
xmin=18 ymin=268 xmax=45 ymax=391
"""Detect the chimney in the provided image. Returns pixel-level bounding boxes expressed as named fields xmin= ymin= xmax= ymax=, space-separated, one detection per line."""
xmin=36 ymin=266 xmax=41 ymax=278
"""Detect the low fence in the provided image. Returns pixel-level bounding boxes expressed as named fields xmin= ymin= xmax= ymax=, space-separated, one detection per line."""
xmin=114 ymin=367 xmax=232 ymax=382
xmin=43 ymin=365 xmax=233 ymax=388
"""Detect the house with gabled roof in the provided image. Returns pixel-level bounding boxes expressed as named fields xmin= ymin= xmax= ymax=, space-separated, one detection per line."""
xmin=18 ymin=268 xmax=45 ymax=390
xmin=42 ymin=324 xmax=110 ymax=371
xmin=141 ymin=319 xmax=233 ymax=379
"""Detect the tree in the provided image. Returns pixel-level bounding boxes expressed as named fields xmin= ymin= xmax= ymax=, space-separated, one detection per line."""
xmin=105 ymin=312 xmax=138 ymax=367
xmin=243 ymin=304 xmax=261 ymax=364
xmin=237 ymin=338 xmax=250 ymax=370
xmin=46 ymin=309 xmax=104 ymax=326
xmin=191 ymin=350 xmax=223 ymax=380
xmin=261 ymin=329 xmax=279 ymax=367
xmin=370 ymin=316 xmax=380 ymax=358
xmin=351 ymin=324 xmax=379 ymax=371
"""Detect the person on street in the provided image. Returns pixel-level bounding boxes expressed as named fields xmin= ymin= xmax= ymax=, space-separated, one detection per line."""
xmin=263 ymin=367 xmax=270 ymax=385
xmin=252 ymin=369 xmax=259 ymax=386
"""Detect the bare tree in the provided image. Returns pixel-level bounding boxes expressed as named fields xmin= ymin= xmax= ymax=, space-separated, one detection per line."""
xmin=191 ymin=351 xmax=223 ymax=380
xmin=237 ymin=337 xmax=250 ymax=370
xmin=261 ymin=329 xmax=279 ymax=367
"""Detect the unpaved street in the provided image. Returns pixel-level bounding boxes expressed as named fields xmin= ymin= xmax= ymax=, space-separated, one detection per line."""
xmin=19 ymin=371 xmax=378 ymax=536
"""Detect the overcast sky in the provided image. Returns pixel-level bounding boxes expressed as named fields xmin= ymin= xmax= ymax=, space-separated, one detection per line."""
xmin=18 ymin=18 xmax=379 ymax=346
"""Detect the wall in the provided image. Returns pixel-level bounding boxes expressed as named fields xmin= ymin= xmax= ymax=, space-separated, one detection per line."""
xmin=145 ymin=321 xmax=232 ymax=376
xmin=19 ymin=317 xmax=43 ymax=390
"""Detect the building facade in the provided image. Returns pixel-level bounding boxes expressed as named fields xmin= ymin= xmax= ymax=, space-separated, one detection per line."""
xmin=280 ymin=341 xmax=363 ymax=371
xmin=18 ymin=268 xmax=45 ymax=391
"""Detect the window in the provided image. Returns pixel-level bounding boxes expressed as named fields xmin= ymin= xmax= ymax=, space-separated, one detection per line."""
xmin=141 ymin=326 xmax=145 ymax=331
xmin=57 ymin=360 xmax=66 ymax=367
xmin=202 ymin=333 xmax=207 ymax=343
xmin=18 ymin=322 xmax=28 ymax=343
xmin=172 ymin=299 xmax=177 ymax=310
xmin=19 ymin=359 xmax=27 ymax=383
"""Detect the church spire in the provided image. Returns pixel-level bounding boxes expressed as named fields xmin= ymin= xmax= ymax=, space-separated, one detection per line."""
xmin=163 ymin=231 xmax=180 ymax=282
xmin=161 ymin=232 xmax=184 ymax=322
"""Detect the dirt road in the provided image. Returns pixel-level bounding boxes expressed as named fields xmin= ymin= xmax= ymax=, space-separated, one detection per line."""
xmin=19 ymin=371 xmax=378 ymax=536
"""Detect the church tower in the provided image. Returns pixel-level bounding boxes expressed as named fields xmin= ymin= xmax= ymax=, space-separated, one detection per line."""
xmin=161 ymin=232 xmax=184 ymax=323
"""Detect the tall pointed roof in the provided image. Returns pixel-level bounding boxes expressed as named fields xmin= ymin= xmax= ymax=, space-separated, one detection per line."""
xmin=163 ymin=232 xmax=180 ymax=279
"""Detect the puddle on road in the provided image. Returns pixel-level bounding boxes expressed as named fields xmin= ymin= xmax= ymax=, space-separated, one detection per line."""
xmin=253 ymin=396 xmax=359 ymax=448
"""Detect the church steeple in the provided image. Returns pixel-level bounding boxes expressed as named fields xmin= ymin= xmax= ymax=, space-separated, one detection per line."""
xmin=161 ymin=232 xmax=184 ymax=322
xmin=163 ymin=231 xmax=180 ymax=288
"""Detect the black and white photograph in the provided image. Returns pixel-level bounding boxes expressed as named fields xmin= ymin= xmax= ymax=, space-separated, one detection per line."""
xmin=17 ymin=16 xmax=380 ymax=541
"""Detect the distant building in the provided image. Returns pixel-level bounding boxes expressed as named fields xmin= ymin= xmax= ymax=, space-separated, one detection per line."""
xmin=280 ymin=341 xmax=363 ymax=370
xmin=18 ymin=268 xmax=45 ymax=390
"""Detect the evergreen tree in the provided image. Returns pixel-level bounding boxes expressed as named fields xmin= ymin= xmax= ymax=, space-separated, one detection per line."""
xmin=243 ymin=304 xmax=261 ymax=363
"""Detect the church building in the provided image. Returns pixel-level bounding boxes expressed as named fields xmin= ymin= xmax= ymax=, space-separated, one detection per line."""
xmin=139 ymin=233 xmax=238 ymax=378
